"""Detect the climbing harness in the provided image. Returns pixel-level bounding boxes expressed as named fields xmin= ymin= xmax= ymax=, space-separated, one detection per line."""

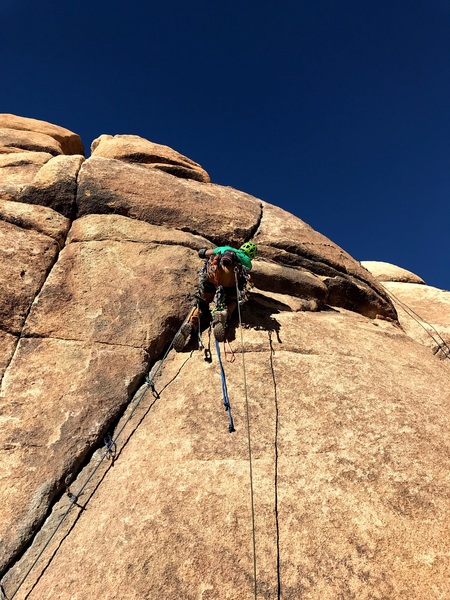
xmin=215 ymin=338 xmax=235 ymax=433
xmin=201 ymin=251 xmax=252 ymax=304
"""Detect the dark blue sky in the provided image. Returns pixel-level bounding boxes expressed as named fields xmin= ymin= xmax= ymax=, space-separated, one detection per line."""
xmin=2 ymin=0 xmax=449 ymax=289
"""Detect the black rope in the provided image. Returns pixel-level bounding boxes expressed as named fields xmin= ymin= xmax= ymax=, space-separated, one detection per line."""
xmin=1 ymin=582 xmax=8 ymax=600
xmin=234 ymin=268 xmax=257 ymax=600
xmin=196 ymin=300 xmax=204 ymax=351
xmin=268 ymin=331 xmax=281 ymax=599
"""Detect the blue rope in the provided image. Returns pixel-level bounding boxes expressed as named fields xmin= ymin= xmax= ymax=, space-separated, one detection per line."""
xmin=215 ymin=338 xmax=235 ymax=433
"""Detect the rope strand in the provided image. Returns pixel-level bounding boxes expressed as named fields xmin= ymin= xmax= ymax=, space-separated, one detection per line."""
xmin=215 ymin=338 xmax=235 ymax=433
xmin=383 ymin=285 xmax=450 ymax=359
xmin=235 ymin=268 xmax=257 ymax=600
xmin=268 ymin=331 xmax=281 ymax=599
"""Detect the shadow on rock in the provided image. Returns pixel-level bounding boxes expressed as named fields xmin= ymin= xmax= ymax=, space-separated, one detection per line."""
xmin=178 ymin=293 xmax=287 ymax=351
xmin=227 ymin=293 xmax=286 ymax=344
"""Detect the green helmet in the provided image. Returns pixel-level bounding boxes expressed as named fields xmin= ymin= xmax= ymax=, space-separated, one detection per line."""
xmin=240 ymin=241 xmax=258 ymax=260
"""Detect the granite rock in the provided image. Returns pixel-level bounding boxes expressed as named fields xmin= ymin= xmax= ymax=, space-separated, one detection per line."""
xmin=1 ymin=115 xmax=449 ymax=600
xmin=91 ymin=134 xmax=210 ymax=182
xmin=0 ymin=114 xmax=84 ymax=155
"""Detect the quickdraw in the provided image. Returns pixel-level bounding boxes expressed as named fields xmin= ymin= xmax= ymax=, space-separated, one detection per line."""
xmin=224 ymin=339 xmax=235 ymax=363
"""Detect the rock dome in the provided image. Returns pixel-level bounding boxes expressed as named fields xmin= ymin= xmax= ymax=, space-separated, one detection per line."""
xmin=0 ymin=115 xmax=449 ymax=600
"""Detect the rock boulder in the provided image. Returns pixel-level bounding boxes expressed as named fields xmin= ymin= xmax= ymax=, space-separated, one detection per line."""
xmin=0 ymin=114 xmax=84 ymax=155
xmin=76 ymin=156 xmax=262 ymax=247
xmin=91 ymin=134 xmax=210 ymax=182
xmin=361 ymin=260 xmax=426 ymax=284
xmin=362 ymin=261 xmax=450 ymax=360
xmin=0 ymin=114 xmax=449 ymax=600
xmin=0 ymin=127 xmax=64 ymax=156
xmin=0 ymin=152 xmax=53 ymax=185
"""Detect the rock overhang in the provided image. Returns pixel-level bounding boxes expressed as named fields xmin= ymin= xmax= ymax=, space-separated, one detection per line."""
xmin=0 ymin=113 xmax=398 ymax=321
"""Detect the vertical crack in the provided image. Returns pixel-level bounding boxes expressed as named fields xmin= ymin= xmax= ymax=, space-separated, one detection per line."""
xmin=0 ymin=158 xmax=84 ymax=391
xmin=0 ymin=162 xmax=85 ymax=579
xmin=0 ymin=238 xmax=62 ymax=391
xmin=0 ymin=231 xmax=69 ymax=391
xmin=268 ymin=330 xmax=281 ymax=599
xmin=245 ymin=202 xmax=263 ymax=242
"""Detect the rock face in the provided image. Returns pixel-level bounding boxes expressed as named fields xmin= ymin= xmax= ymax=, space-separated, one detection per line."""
xmin=362 ymin=260 xmax=450 ymax=360
xmin=0 ymin=114 xmax=85 ymax=155
xmin=361 ymin=260 xmax=426 ymax=284
xmin=0 ymin=115 xmax=85 ymax=221
xmin=91 ymin=134 xmax=211 ymax=183
xmin=1 ymin=115 xmax=449 ymax=600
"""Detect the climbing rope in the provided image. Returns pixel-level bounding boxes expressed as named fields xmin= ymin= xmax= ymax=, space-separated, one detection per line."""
xmin=195 ymin=299 xmax=204 ymax=351
xmin=215 ymin=338 xmax=235 ymax=433
xmin=5 ymin=279 xmax=258 ymax=598
xmin=268 ymin=331 xmax=281 ymax=599
xmin=235 ymin=267 xmax=258 ymax=600
xmin=5 ymin=333 xmax=179 ymax=600
xmin=382 ymin=285 xmax=450 ymax=359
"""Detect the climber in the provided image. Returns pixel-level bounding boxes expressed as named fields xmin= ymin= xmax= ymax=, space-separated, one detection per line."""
xmin=173 ymin=242 xmax=258 ymax=351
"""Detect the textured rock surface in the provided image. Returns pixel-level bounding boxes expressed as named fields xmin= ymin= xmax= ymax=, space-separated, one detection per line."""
xmin=0 ymin=115 xmax=84 ymax=218
xmin=18 ymin=154 xmax=85 ymax=217
xmin=0 ymin=199 xmax=70 ymax=247
xmin=91 ymin=134 xmax=210 ymax=182
xmin=67 ymin=213 xmax=211 ymax=249
xmin=0 ymin=152 xmax=52 ymax=185
xmin=255 ymin=203 xmax=396 ymax=319
xmin=384 ymin=282 xmax=450 ymax=359
xmin=0 ymin=114 xmax=84 ymax=155
xmin=77 ymin=156 xmax=261 ymax=247
xmin=362 ymin=262 xmax=450 ymax=359
xmin=251 ymin=259 xmax=328 ymax=305
xmin=1 ymin=114 xmax=449 ymax=600
xmin=0 ymin=127 xmax=64 ymax=156
xmin=0 ymin=330 xmax=17 ymax=381
xmin=6 ymin=309 xmax=450 ymax=600
xmin=361 ymin=260 xmax=426 ymax=284
xmin=0 ymin=219 xmax=60 ymax=334
xmin=0 ymin=337 xmax=147 ymax=573
xmin=24 ymin=239 xmax=199 ymax=355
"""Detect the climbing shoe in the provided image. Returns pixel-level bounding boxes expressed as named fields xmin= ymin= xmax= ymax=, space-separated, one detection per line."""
xmin=173 ymin=322 xmax=192 ymax=352
xmin=212 ymin=309 xmax=227 ymax=342
xmin=213 ymin=322 xmax=226 ymax=342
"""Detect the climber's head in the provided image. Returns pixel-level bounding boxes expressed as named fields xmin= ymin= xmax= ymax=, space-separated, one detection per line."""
xmin=240 ymin=241 xmax=258 ymax=260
